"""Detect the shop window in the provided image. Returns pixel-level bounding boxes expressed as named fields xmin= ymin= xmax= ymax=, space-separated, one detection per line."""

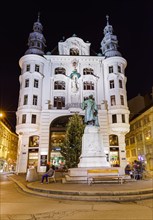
xmin=109 ymin=135 xmax=119 ymax=146
xmin=29 ymin=135 xmax=39 ymax=147
xmin=28 ymin=149 xmax=38 ymax=168
xmin=110 ymin=147 xmax=120 ymax=167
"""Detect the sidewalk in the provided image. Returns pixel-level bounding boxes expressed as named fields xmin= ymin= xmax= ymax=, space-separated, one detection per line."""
xmin=7 ymin=172 xmax=153 ymax=202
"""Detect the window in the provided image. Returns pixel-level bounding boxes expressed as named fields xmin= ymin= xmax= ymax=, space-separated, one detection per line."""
xmin=54 ymin=81 xmax=65 ymax=90
xmin=23 ymin=95 xmax=28 ymax=105
xmin=55 ymin=67 xmax=66 ymax=75
xmin=110 ymin=95 xmax=116 ymax=106
xmin=34 ymin=79 xmax=39 ymax=88
xmin=83 ymin=81 xmax=94 ymax=90
xmin=112 ymin=114 xmax=117 ymax=123
xmin=83 ymin=68 xmax=94 ymax=75
xmin=109 ymin=66 xmax=113 ymax=73
xmin=29 ymin=135 xmax=39 ymax=147
xmin=33 ymin=95 xmax=38 ymax=105
xmin=22 ymin=114 xmax=26 ymax=123
xmin=120 ymin=95 xmax=124 ymax=105
xmin=31 ymin=114 xmax=36 ymax=124
xmin=136 ymin=133 xmax=143 ymax=142
xmin=54 ymin=96 xmax=65 ymax=109
xmin=26 ymin=64 xmax=30 ymax=71
xmin=130 ymin=137 xmax=135 ymax=144
xmin=118 ymin=65 xmax=121 ymax=73
xmin=70 ymin=48 xmax=79 ymax=55
xmin=110 ymin=80 xmax=114 ymax=89
xmin=122 ymin=114 xmax=125 ymax=123
xmin=109 ymin=135 xmax=118 ymax=146
xmin=131 ymin=149 xmax=136 ymax=157
xmin=35 ymin=65 xmax=40 ymax=72
xmin=25 ymin=79 xmax=29 ymax=87
xmin=119 ymin=79 xmax=123 ymax=88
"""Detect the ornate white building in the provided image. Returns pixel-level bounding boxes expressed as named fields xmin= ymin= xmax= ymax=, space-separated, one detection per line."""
xmin=16 ymin=15 xmax=130 ymax=173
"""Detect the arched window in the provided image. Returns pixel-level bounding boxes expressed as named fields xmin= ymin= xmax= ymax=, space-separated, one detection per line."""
xmin=109 ymin=135 xmax=118 ymax=146
xmin=55 ymin=67 xmax=66 ymax=75
xmin=70 ymin=48 xmax=79 ymax=55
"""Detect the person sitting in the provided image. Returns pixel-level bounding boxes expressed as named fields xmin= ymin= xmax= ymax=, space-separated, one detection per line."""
xmin=41 ymin=165 xmax=55 ymax=184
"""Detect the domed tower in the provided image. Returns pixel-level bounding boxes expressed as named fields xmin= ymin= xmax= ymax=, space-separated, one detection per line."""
xmin=25 ymin=13 xmax=46 ymax=55
xmin=101 ymin=15 xmax=130 ymax=172
xmin=101 ymin=15 xmax=121 ymax=58
xmin=16 ymin=14 xmax=47 ymax=173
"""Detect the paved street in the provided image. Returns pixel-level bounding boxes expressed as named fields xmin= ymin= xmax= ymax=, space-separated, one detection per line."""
xmin=0 ymin=173 xmax=153 ymax=220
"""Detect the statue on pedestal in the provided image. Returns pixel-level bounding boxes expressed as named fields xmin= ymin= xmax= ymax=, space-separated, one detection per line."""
xmin=82 ymin=95 xmax=99 ymax=126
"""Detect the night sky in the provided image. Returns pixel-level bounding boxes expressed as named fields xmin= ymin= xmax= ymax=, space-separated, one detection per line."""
xmin=0 ymin=0 xmax=153 ymax=128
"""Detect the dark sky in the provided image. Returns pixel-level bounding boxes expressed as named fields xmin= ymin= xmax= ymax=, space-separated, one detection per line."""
xmin=0 ymin=0 xmax=153 ymax=128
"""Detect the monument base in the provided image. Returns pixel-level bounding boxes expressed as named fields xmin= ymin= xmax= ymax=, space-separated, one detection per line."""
xmin=78 ymin=125 xmax=110 ymax=168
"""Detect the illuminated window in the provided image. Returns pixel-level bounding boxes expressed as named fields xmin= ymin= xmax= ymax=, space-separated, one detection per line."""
xmin=109 ymin=135 xmax=118 ymax=146
xmin=29 ymin=135 xmax=39 ymax=147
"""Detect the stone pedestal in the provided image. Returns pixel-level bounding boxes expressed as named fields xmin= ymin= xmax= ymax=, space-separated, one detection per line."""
xmin=78 ymin=125 xmax=110 ymax=168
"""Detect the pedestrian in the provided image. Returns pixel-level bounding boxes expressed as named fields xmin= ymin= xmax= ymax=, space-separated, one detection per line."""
xmin=41 ymin=165 xmax=55 ymax=184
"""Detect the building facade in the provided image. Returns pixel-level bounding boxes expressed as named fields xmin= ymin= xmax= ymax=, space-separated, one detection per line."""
xmin=16 ymin=15 xmax=130 ymax=173
xmin=0 ymin=119 xmax=18 ymax=172
xmin=126 ymin=94 xmax=153 ymax=171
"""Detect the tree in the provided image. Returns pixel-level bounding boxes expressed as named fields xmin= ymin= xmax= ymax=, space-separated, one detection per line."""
xmin=60 ymin=114 xmax=85 ymax=169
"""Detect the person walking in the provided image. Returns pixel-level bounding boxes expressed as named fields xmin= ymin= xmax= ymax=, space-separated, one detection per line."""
xmin=41 ymin=165 xmax=55 ymax=184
